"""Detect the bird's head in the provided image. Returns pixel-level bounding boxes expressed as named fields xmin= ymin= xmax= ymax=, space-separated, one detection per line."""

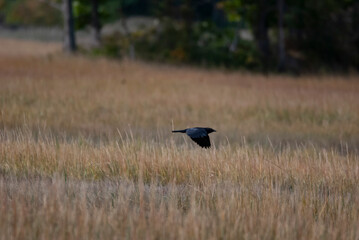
xmin=205 ymin=128 xmax=216 ymax=134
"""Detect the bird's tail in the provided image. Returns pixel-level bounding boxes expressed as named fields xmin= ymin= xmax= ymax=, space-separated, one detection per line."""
xmin=172 ymin=129 xmax=186 ymax=133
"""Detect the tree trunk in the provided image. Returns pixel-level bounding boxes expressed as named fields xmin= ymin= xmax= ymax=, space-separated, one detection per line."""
xmin=91 ymin=0 xmax=101 ymax=47
xmin=277 ymin=0 xmax=286 ymax=71
xmin=63 ymin=0 xmax=76 ymax=53
xmin=255 ymin=0 xmax=270 ymax=72
xmin=182 ymin=0 xmax=193 ymax=48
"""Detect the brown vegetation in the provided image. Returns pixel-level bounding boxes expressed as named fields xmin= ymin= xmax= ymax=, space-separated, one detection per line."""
xmin=0 ymin=38 xmax=358 ymax=239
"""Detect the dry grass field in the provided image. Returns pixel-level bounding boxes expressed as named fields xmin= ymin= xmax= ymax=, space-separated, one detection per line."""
xmin=0 ymin=38 xmax=359 ymax=239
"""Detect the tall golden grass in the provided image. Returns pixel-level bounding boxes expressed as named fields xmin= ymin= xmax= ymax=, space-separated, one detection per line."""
xmin=0 ymin=38 xmax=359 ymax=239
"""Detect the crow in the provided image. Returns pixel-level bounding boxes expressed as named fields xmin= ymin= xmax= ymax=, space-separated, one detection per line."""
xmin=172 ymin=127 xmax=216 ymax=148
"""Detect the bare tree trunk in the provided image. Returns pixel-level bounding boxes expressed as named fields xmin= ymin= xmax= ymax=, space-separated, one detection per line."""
xmin=255 ymin=0 xmax=270 ymax=72
xmin=182 ymin=0 xmax=193 ymax=40
xmin=277 ymin=0 xmax=286 ymax=71
xmin=91 ymin=0 xmax=101 ymax=47
xmin=63 ymin=0 xmax=76 ymax=53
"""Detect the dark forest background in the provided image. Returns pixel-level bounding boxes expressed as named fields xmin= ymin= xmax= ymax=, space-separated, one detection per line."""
xmin=1 ymin=0 xmax=358 ymax=73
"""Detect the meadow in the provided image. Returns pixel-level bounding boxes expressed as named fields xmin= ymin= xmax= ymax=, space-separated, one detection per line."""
xmin=0 ymin=38 xmax=359 ymax=239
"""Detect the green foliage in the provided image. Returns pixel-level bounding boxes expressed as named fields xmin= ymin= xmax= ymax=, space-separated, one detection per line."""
xmin=286 ymin=0 xmax=359 ymax=70
xmin=222 ymin=0 xmax=359 ymax=71
xmin=2 ymin=0 xmax=357 ymax=71
xmin=220 ymin=0 xmax=243 ymax=23
xmin=1 ymin=0 xmax=61 ymax=26
xmin=73 ymin=0 xmax=92 ymax=29
xmin=73 ymin=0 xmax=139 ymax=30
xmin=90 ymin=33 xmax=124 ymax=58
xmin=132 ymin=20 xmax=260 ymax=69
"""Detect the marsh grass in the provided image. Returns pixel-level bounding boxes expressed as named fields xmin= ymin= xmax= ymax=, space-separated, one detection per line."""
xmin=0 ymin=130 xmax=358 ymax=240
xmin=0 ymin=38 xmax=359 ymax=239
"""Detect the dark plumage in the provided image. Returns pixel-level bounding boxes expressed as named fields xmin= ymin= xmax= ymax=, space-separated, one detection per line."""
xmin=172 ymin=127 xmax=216 ymax=148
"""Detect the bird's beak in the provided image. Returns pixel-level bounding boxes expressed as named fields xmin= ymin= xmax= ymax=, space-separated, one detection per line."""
xmin=214 ymin=130 xmax=217 ymax=132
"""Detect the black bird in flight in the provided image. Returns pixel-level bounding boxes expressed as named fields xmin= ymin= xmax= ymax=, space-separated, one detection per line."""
xmin=172 ymin=127 xmax=216 ymax=148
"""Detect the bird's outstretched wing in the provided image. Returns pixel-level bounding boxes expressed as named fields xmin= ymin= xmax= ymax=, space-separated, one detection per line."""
xmin=190 ymin=136 xmax=211 ymax=148
xmin=186 ymin=128 xmax=211 ymax=148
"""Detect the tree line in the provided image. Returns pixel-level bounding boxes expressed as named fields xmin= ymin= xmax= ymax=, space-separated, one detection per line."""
xmin=1 ymin=0 xmax=358 ymax=72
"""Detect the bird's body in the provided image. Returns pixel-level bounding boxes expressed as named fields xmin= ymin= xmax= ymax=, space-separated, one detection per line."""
xmin=172 ymin=127 xmax=216 ymax=148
